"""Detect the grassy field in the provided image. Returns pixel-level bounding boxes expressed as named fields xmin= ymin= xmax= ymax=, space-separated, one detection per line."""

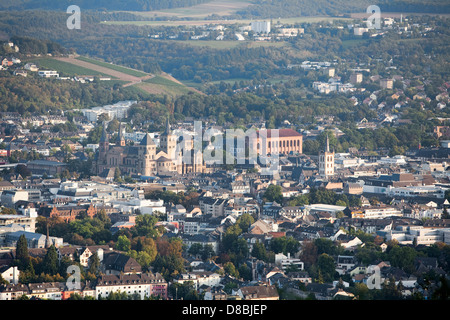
xmin=76 ymin=56 xmax=149 ymax=78
xmin=144 ymin=75 xmax=185 ymax=86
xmin=137 ymin=75 xmax=196 ymax=96
xmin=31 ymin=57 xmax=113 ymax=77
xmin=127 ymin=0 xmax=252 ymax=19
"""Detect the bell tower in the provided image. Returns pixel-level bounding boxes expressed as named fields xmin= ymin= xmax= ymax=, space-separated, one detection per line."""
xmin=319 ymin=134 xmax=334 ymax=178
xmin=138 ymin=133 xmax=156 ymax=176
xmin=160 ymin=116 xmax=177 ymax=160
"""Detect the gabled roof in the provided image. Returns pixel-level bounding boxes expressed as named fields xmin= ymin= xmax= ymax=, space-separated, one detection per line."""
xmin=103 ymin=252 xmax=141 ymax=273
xmin=139 ymin=133 xmax=156 ymax=146
xmin=239 ymin=285 xmax=279 ymax=299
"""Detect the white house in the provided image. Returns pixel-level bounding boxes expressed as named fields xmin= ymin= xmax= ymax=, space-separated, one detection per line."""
xmin=174 ymin=271 xmax=222 ymax=290
xmin=274 ymin=253 xmax=304 ymax=271
xmin=0 ymin=266 xmax=19 ymax=285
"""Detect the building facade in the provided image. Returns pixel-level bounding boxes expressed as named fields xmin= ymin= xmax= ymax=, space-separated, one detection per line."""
xmin=95 ymin=273 xmax=168 ymax=300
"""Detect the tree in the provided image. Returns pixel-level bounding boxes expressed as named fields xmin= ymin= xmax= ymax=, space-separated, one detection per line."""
xmin=388 ymin=246 xmax=417 ymax=274
xmin=317 ymin=253 xmax=336 ymax=283
xmin=188 ymin=243 xmax=203 ymax=256
xmin=42 ymin=245 xmax=59 ymax=276
xmin=88 ymin=253 xmax=100 ymax=275
xmin=224 ymin=262 xmax=240 ymax=279
xmin=237 ymin=213 xmax=255 ymax=233
xmin=432 ymin=276 xmax=450 ymax=300
xmin=443 ymin=207 xmax=450 ymax=219
xmin=16 ymin=234 xmax=29 ymax=269
xmin=114 ymin=167 xmax=122 ymax=182
xmin=200 ymin=244 xmax=215 ymax=261
xmin=115 ymin=235 xmax=131 ymax=252
xmin=238 ymin=264 xmax=252 ymax=281
xmin=300 ymin=240 xmax=318 ymax=268
xmin=263 ymin=184 xmax=283 ymax=203
xmin=135 ymin=214 xmax=159 ymax=238
xmin=251 ymin=241 xmax=268 ymax=261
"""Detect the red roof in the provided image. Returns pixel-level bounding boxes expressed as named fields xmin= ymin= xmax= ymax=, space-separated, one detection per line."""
xmin=258 ymin=129 xmax=302 ymax=138
xmin=269 ymin=231 xmax=286 ymax=238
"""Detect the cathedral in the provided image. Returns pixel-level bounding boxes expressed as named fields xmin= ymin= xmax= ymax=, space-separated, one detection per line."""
xmin=94 ymin=118 xmax=205 ymax=178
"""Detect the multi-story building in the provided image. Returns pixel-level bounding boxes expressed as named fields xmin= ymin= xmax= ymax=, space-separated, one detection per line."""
xmin=95 ymin=272 xmax=167 ymax=300
xmin=251 ymin=21 xmax=271 ymax=34
xmin=345 ymin=206 xmax=402 ymax=219
xmin=380 ymin=78 xmax=394 ymax=89
xmin=350 ymin=73 xmax=363 ymax=84
xmin=199 ymin=197 xmax=228 ymax=217
xmin=174 ymin=271 xmax=222 ymax=290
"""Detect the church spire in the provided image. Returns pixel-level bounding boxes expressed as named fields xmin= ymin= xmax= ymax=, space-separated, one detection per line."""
xmin=326 ymin=133 xmax=330 ymax=153
xmin=100 ymin=121 xmax=109 ymax=143
xmin=118 ymin=123 xmax=125 ymax=146
xmin=164 ymin=116 xmax=171 ymax=135
xmin=45 ymin=222 xmax=51 ymax=249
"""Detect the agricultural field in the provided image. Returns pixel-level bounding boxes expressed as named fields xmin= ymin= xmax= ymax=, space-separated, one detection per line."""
xmin=27 ymin=55 xmax=197 ymax=97
xmin=126 ymin=0 xmax=253 ymax=19
xmin=30 ymin=57 xmax=114 ymax=78
xmin=138 ymin=74 xmax=203 ymax=96
xmin=76 ymin=56 xmax=149 ymax=78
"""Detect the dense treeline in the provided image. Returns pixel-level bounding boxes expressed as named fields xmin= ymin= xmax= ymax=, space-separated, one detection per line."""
xmin=0 ymin=0 xmax=212 ymax=11
xmin=236 ymin=0 xmax=370 ymax=18
xmin=0 ymin=73 xmax=149 ymax=114
xmin=234 ymin=0 xmax=450 ymax=18
xmin=2 ymin=0 xmax=448 ymax=16
xmin=9 ymin=36 xmax=67 ymax=55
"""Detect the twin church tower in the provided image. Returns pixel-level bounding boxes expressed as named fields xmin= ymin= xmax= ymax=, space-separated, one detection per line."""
xmin=95 ymin=118 xmax=204 ymax=178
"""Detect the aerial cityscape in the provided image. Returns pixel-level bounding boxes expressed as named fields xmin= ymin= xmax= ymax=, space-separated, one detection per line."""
xmin=0 ymin=0 xmax=449 ymax=311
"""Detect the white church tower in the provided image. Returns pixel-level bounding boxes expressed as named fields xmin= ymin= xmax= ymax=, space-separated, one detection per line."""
xmin=319 ymin=134 xmax=334 ymax=178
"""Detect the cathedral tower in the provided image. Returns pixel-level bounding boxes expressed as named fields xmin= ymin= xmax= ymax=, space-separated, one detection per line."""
xmin=138 ymin=133 xmax=156 ymax=176
xmin=160 ymin=116 xmax=177 ymax=160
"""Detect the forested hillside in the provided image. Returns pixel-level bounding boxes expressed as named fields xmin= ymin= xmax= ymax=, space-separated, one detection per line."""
xmin=235 ymin=0 xmax=450 ymax=17
xmin=1 ymin=0 xmax=448 ymax=16
xmin=0 ymin=0 xmax=213 ymax=11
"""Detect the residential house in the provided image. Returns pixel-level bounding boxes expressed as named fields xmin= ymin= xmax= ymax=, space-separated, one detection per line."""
xmin=0 ymin=283 xmax=29 ymax=300
xmin=335 ymin=255 xmax=357 ymax=275
xmin=182 ymin=234 xmax=220 ymax=255
xmin=27 ymin=282 xmax=65 ymax=300
xmin=174 ymin=271 xmax=222 ymax=290
xmin=0 ymin=266 xmax=19 ymax=284
xmin=102 ymin=251 xmax=141 ymax=275
xmin=235 ymin=285 xmax=279 ymax=300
